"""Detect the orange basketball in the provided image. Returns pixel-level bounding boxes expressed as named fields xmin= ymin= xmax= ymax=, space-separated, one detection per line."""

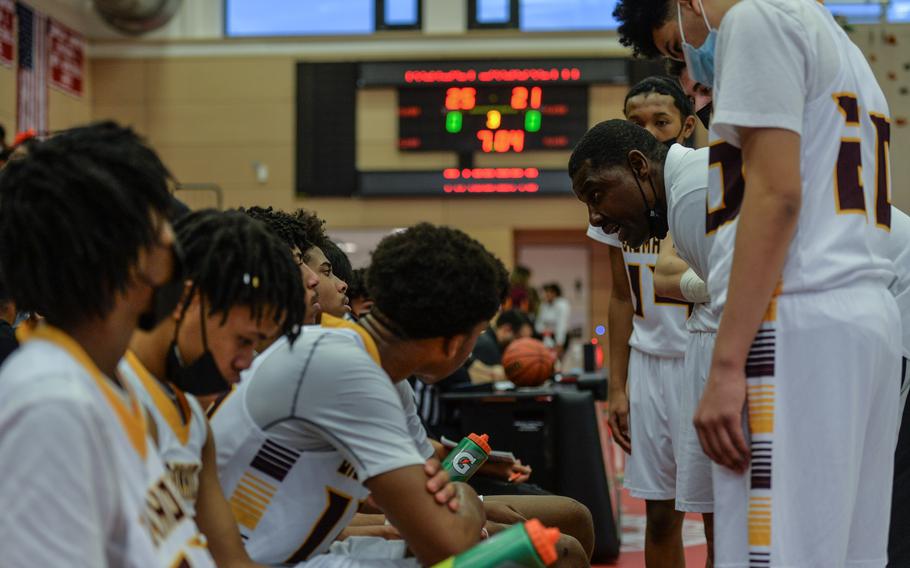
xmin=501 ymin=338 xmax=555 ymax=387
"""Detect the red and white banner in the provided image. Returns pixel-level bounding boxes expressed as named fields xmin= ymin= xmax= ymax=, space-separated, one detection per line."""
xmin=0 ymin=0 xmax=14 ymax=67
xmin=47 ymin=17 xmax=83 ymax=97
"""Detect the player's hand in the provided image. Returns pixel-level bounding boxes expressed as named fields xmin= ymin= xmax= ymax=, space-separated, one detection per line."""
xmin=337 ymin=523 xmax=402 ymax=541
xmin=608 ymin=390 xmax=632 ymax=454
xmin=694 ymin=361 xmax=751 ymax=472
xmin=424 ymin=458 xmax=459 ymax=512
xmin=479 ymin=459 xmax=532 ymax=484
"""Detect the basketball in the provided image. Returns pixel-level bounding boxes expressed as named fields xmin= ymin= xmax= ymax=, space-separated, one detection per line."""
xmin=501 ymin=338 xmax=555 ymax=387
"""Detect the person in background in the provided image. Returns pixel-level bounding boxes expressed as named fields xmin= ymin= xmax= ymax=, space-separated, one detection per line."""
xmin=536 ymin=283 xmax=571 ymax=356
xmin=347 ymin=267 xmax=374 ymax=319
xmin=505 ymin=265 xmax=540 ymax=316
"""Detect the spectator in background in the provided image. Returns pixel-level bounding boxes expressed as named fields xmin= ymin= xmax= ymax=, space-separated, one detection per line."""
xmin=505 ymin=265 xmax=540 ymax=316
xmin=536 ymin=283 xmax=571 ymax=356
xmin=347 ymin=267 xmax=374 ymax=319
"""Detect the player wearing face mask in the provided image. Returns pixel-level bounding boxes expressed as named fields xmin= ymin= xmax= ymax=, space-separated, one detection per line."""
xmin=121 ymin=209 xmax=306 ymax=568
xmin=585 ymin=76 xmax=699 ymax=567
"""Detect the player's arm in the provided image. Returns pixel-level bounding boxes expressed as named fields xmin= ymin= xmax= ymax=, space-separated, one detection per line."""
xmin=0 ymin=400 xmax=109 ymax=567
xmin=429 ymin=438 xmax=532 ymax=484
xmin=366 ymin=466 xmax=485 ymax=566
xmin=466 ymin=359 xmax=505 ymax=384
xmin=194 ymin=423 xmax=266 ymax=568
xmin=654 ymin=236 xmax=707 ymax=303
xmin=695 ymin=127 xmax=801 ymax=472
xmin=607 ymin=245 xmax=633 ymax=453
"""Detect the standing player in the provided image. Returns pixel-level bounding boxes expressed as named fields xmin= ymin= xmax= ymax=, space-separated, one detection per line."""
xmin=621 ymin=0 xmax=901 ymax=564
xmin=588 ymin=76 xmax=695 ymax=567
xmin=0 ymin=122 xmax=213 ymax=566
xmin=122 ymin=209 xmax=306 ymax=567
xmin=211 ymin=224 xmax=510 ymax=567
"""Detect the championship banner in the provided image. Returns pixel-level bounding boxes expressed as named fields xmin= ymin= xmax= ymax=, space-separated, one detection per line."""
xmin=47 ymin=17 xmax=83 ymax=97
xmin=0 ymin=0 xmax=14 ymax=67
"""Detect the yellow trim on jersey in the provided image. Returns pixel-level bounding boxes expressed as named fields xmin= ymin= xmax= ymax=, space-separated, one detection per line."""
xmin=320 ymin=314 xmax=381 ymax=365
xmin=747 ymin=384 xmax=775 ymax=435
xmin=748 ymin=496 xmax=772 ymax=547
xmin=124 ymin=350 xmax=192 ymax=446
xmin=229 ymin=471 xmax=278 ymax=531
xmin=24 ymin=324 xmax=148 ymax=459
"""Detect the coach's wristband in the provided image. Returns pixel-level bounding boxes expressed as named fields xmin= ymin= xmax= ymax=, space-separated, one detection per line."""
xmin=680 ymin=268 xmax=710 ymax=303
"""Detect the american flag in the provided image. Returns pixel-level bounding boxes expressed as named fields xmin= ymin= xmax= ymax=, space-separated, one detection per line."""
xmin=16 ymin=2 xmax=47 ymax=134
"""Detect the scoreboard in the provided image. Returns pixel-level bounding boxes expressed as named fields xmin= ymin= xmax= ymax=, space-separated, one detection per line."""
xmin=398 ymin=84 xmax=589 ymax=154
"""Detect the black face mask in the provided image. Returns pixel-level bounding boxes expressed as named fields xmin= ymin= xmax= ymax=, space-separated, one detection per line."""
xmin=166 ymin=296 xmax=230 ymax=396
xmin=629 ymin=156 xmax=669 ymax=241
xmin=663 ymin=125 xmax=685 ymax=149
xmin=137 ymin=243 xmax=185 ymax=332
xmin=696 ymin=103 xmax=713 ymax=129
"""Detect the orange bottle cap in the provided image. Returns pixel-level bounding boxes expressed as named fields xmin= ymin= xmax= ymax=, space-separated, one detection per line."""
xmin=467 ymin=433 xmax=492 ymax=454
xmin=524 ymin=518 xmax=561 ymax=566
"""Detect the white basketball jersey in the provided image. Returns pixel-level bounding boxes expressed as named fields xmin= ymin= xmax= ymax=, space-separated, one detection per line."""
xmin=119 ymin=351 xmax=208 ymax=511
xmin=212 ymin=315 xmax=425 ymax=566
xmin=707 ymin=0 xmax=894 ymax=309
xmin=664 ymin=144 xmax=719 ymax=333
xmin=587 ymin=226 xmax=690 ymax=357
xmin=884 ymin=208 xmax=910 ymax=358
xmin=4 ymin=326 xmax=213 ymax=567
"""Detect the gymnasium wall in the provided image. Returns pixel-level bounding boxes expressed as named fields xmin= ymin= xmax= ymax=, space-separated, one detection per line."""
xmin=0 ymin=0 xmax=93 ymax=136
xmin=90 ymin=54 xmax=631 ymax=268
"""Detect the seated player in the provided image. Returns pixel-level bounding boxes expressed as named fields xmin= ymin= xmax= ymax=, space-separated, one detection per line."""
xmin=347 ymin=268 xmax=374 ymax=320
xmin=293 ymin=208 xmax=351 ymax=319
xmin=122 ymin=209 xmax=307 ymax=567
xmin=321 ymin=239 xmax=355 ymax=294
xmin=211 ymin=223 xmax=508 ymax=567
xmin=570 ymin=119 xmax=712 ymax=566
xmin=240 ymin=206 xmax=322 ymax=326
xmin=0 ymin=122 xmax=213 ymax=566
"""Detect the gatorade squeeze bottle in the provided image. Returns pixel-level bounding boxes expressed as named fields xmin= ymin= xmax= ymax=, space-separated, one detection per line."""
xmin=431 ymin=519 xmax=561 ymax=568
xmin=441 ymin=433 xmax=492 ymax=482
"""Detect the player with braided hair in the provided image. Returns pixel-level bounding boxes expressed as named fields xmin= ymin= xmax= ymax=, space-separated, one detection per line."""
xmin=121 ymin=208 xmax=306 ymax=568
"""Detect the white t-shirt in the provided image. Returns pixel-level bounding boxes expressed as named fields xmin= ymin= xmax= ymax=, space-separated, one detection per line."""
xmin=707 ymin=0 xmax=895 ymax=309
xmin=587 ymin=227 xmax=689 ymax=357
xmin=664 ymin=144 xmax=719 ymax=333
xmin=885 ymin=208 xmax=910 ymax=358
xmin=536 ymin=297 xmax=572 ymax=346
xmin=211 ymin=318 xmax=426 ymax=565
xmin=0 ymin=326 xmax=212 ymax=568
xmin=119 ymin=351 xmax=209 ymax=509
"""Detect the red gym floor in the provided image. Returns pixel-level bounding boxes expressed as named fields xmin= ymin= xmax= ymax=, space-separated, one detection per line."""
xmin=594 ymin=489 xmax=709 ymax=568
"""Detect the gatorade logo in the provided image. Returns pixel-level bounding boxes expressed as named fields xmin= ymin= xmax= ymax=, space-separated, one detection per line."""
xmin=452 ymin=450 xmax=477 ymax=475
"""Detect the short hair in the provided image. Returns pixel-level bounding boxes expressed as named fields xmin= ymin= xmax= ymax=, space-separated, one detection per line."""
xmin=291 ymin=209 xmax=327 ymax=253
xmin=543 ymin=283 xmax=563 ymax=297
xmin=613 ymin=0 xmax=674 ymax=58
xmin=347 ymin=267 xmax=370 ymax=301
xmin=568 ymin=119 xmax=668 ymax=181
xmin=238 ymin=206 xmax=314 ymax=256
xmin=175 ymin=209 xmax=306 ymax=340
xmin=368 ymin=223 xmax=509 ymax=339
xmin=320 ymin=240 xmax=353 ymax=285
xmin=625 ymin=75 xmax=693 ymax=119
xmin=0 ymin=121 xmax=173 ymax=328
xmin=495 ymin=309 xmax=526 ymax=330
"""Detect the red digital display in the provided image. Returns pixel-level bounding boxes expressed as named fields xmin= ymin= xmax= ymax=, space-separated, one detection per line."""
xmin=398 ymin=85 xmax=588 ymax=154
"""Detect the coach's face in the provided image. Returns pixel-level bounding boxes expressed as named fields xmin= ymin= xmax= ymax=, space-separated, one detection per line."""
xmin=572 ymin=159 xmax=652 ymax=249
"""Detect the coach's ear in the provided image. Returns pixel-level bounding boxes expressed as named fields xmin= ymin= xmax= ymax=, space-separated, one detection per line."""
xmin=628 ymin=149 xmax=651 ymax=181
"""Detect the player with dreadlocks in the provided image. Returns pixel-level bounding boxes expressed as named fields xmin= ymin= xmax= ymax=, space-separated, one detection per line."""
xmin=0 ymin=121 xmax=213 ymax=566
xmin=120 ymin=209 xmax=305 ymax=568
xmin=293 ymin=208 xmax=351 ymax=318
xmin=240 ymin=206 xmax=321 ymax=325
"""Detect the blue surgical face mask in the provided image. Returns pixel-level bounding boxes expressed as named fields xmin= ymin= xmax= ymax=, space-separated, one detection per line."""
xmin=679 ymin=1 xmax=717 ymax=87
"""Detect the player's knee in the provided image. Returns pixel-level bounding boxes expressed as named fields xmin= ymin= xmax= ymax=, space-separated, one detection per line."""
xmin=645 ymin=500 xmax=683 ymax=542
xmin=552 ymin=534 xmax=589 ymax=568
xmin=558 ymin=497 xmax=594 ymax=558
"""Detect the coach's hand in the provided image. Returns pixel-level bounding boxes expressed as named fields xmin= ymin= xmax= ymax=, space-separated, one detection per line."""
xmin=424 ymin=458 xmax=459 ymax=512
xmin=694 ymin=361 xmax=750 ymax=472
xmin=608 ymin=390 xmax=632 ymax=454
